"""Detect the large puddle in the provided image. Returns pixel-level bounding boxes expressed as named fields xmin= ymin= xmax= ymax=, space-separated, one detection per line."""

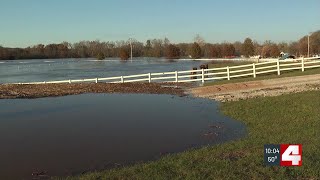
xmin=0 ymin=94 xmax=246 ymax=179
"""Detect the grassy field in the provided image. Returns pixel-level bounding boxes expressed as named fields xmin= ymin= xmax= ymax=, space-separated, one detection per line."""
xmin=206 ymin=62 xmax=320 ymax=86
xmin=61 ymin=90 xmax=320 ymax=179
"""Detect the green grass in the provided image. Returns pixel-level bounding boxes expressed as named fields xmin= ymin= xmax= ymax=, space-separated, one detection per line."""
xmin=59 ymin=90 xmax=320 ymax=179
xmin=205 ymin=66 xmax=320 ymax=86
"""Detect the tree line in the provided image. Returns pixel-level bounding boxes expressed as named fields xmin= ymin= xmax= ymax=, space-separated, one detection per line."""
xmin=0 ymin=31 xmax=319 ymax=60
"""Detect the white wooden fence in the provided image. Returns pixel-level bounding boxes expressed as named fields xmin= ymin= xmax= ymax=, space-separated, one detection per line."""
xmin=14 ymin=57 xmax=320 ymax=85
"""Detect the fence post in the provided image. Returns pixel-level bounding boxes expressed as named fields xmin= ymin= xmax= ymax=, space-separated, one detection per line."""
xmin=175 ymin=71 xmax=178 ymax=82
xmin=227 ymin=66 xmax=230 ymax=80
xmin=120 ymin=76 xmax=124 ymax=83
xmin=277 ymin=60 xmax=280 ymax=75
xmin=252 ymin=63 xmax=256 ymax=78
xmin=148 ymin=73 xmax=151 ymax=83
xmin=301 ymin=57 xmax=305 ymax=72
xmin=201 ymin=68 xmax=205 ymax=83
xmin=69 ymin=79 xmax=71 ymax=84
xmin=95 ymin=78 xmax=98 ymax=83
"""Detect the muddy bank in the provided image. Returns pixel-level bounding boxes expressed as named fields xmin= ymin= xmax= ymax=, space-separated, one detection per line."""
xmin=2 ymin=74 xmax=320 ymax=101
xmin=190 ymin=74 xmax=320 ymax=102
xmin=0 ymin=83 xmax=190 ymax=99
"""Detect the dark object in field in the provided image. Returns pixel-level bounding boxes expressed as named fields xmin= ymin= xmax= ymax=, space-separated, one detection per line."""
xmin=191 ymin=67 xmax=197 ymax=79
xmin=199 ymin=64 xmax=209 ymax=69
xmin=200 ymin=64 xmax=209 ymax=78
xmin=32 ymin=171 xmax=49 ymax=179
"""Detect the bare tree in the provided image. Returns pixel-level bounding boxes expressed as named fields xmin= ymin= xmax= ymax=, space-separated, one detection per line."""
xmin=194 ymin=34 xmax=205 ymax=47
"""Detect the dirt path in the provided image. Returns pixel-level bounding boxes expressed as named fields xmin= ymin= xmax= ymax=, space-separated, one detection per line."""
xmin=190 ymin=74 xmax=320 ymax=102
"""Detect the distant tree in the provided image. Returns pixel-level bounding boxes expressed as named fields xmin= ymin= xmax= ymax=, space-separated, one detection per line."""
xmin=298 ymin=36 xmax=308 ymax=56
xmin=221 ymin=43 xmax=235 ymax=57
xmin=73 ymin=41 xmax=89 ymax=58
xmin=242 ymin=38 xmax=255 ymax=57
xmin=0 ymin=47 xmax=8 ymax=60
xmin=96 ymin=52 xmax=105 ymax=60
xmin=176 ymin=43 xmax=189 ymax=57
xmin=277 ymin=42 xmax=289 ymax=53
xmin=163 ymin=37 xmax=170 ymax=48
xmin=261 ymin=43 xmax=280 ymax=58
xmin=288 ymin=42 xmax=299 ymax=57
xmin=310 ymin=31 xmax=320 ymax=55
xmin=44 ymin=44 xmax=59 ymax=58
xmin=132 ymin=41 xmax=144 ymax=57
xmin=210 ymin=44 xmax=222 ymax=58
xmin=269 ymin=44 xmax=280 ymax=57
xmin=165 ymin=44 xmax=180 ymax=59
xmin=253 ymin=41 xmax=262 ymax=56
xmin=190 ymin=42 xmax=202 ymax=59
xmin=150 ymin=39 xmax=163 ymax=57
xmin=1 ymin=31 xmax=319 ymax=60
xmin=233 ymin=41 xmax=243 ymax=56
xmin=119 ymin=48 xmax=129 ymax=60
xmin=194 ymin=34 xmax=205 ymax=47
xmin=57 ymin=43 xmax=69 ymax=58
xmin=144 ymin=40 xmax=152 ymax=57
xmin=261 ymin=45 xmax=270 ymax=58
xmin=146 ymin=40 xmax=152 ymax=49
xmin=202 ymin=43 xmax=213 ymax=57
xmin=297 ymin=31 xmax=320 ymax=57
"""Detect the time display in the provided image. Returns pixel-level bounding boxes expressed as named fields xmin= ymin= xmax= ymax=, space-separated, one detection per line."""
xmin=265 ymin=148 xmax=280 ymax=154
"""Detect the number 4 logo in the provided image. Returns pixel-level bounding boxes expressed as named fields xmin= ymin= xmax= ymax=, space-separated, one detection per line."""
xmin=280 ymin=144 xmax=302 ymax=166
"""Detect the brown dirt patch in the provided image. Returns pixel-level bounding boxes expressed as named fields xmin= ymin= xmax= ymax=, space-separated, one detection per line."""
xmin=0 ymin=83 xmax=189 ymax=99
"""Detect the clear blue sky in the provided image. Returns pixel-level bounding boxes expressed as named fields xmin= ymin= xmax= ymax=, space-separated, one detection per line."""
xmin=0 ymin=0 xmax=319 ymax=47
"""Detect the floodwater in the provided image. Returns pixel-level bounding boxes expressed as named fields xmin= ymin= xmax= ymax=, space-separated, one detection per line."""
xmin=0 ymin=58 xmax=212 ymax=83
xmin=0 ymin=93 xmax=246 ymax=179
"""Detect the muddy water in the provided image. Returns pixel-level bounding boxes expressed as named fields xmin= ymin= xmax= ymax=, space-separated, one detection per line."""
xmin=0 ymin=94 xmax=246 ymax=179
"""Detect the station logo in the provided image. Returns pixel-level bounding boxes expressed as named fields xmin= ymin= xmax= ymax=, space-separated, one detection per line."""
xmin=264 ymin=144 xmax=302 ymax=166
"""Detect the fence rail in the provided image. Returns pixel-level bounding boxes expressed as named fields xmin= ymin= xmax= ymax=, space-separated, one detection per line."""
xmin=12 ymin=57 xmax=320 ymax=85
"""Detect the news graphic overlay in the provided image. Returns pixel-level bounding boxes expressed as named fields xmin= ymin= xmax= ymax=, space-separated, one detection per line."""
xmin=264 ymin=144 xmax=302 ymax=166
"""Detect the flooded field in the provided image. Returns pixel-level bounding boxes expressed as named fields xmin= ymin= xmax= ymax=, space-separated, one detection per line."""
xmin=0 ymin=93 xmax=246 ymax=179
xmin=0 ymin=58 xmax=212 ymax=84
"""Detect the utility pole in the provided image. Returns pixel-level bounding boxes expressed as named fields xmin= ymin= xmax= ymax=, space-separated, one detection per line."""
xmin=308 ymin=34 xmax=310 ymax=57
xmin=307 ymin=34 xmax=310 ymax=58
xmin=129 ymin=38 xmax=133 ymax=62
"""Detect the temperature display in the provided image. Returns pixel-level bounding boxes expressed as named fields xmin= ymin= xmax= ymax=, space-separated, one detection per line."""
xmin=264 ymin=144 xmax=280 ymax=166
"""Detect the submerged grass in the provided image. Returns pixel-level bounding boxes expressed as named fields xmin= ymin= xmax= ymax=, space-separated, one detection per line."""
xmin=60 ymin=90 xmax=320 ymax=179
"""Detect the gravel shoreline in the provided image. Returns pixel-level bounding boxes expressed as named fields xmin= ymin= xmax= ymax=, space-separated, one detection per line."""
xmin=0 ymin=83 xmax=190 ymax=99
xmin=190 ymin=74 xmax=320 ymax=102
